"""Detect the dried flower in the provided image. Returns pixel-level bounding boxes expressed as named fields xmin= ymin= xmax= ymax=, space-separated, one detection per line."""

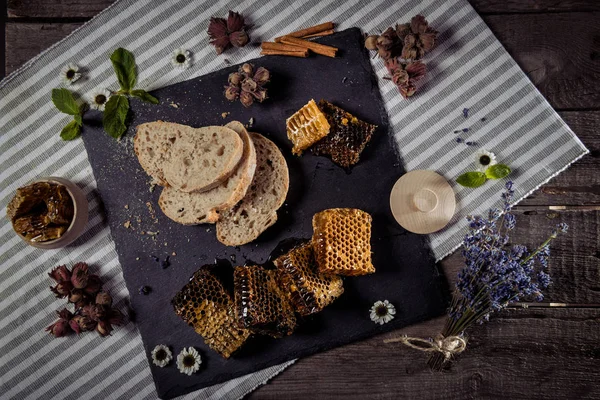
xmin=89 ymin=88 xmax=111 ymax=111
xmin=84 ymin=274 xmax=103 ymax=294
xmin=46 ymin=318 xmax=71 ymax=337
xmin=428 ymin=182 xmax=568 ymax=370
xmin=171 ymin=48 xmax=192 ymax=70
xmin=96 ymin=320 xmax=113 ymax=337
xmin=364 ymin=35 xmax=379 ymax=50
xmin=385 ymin=58 xmax=427 ymax=98
xmin=60 ymin=63 xmax=81 ymax=85
xmin=107 ymin=308 xmax=125 ymax=325
xmin=177 ymin=347 xmax=202 ymax=375
xmin=224 ymin=63 xmax=269 ymax=108
xmin=151 ymin=345 xmax=173 ymax=367
xmin=397 ymin=15 xmax=438 ymax=60
xmin=70 ymin=315 xmax=96 ymax=333
xmin=369 ymin=300 xmax=396 ymax=325
xmin=71 ymin=262 xmax=89 ymax=289
xmin=49 ymin=265 xmax=71 ymax=283
xmin=50 ymin=281 xmax=73 ymax=298
xmin=208 ymin=11 xmax=251 ymax=54
xmin=95 ymin=291 xmax=113 ymax=307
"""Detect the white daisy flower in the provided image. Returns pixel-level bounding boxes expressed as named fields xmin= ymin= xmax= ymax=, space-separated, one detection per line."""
xmin=176 ymin=347 xmax=201 ymax=375
xmin=370 ymin=300 xmax=396 ymax=325
xmin=475 ymin=149 xmax=497 ymax=172
xmin=151 ymin=344 xmax=173 ymax=368
xmin=60 ymin=63 xmax=82 ymax=84
xmin=171 ymin=48 xmax=192 ymax=70
xmin=88 ymin=88 xmax=112 ymax=111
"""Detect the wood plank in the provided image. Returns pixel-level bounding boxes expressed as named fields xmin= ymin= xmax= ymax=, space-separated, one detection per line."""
xmin=7 ymin=0 xmax=115 ymax=18
xmin=251 ymin=308 xmax=600 ymax=399
xmin=4 ymin=22 xmax=82 ymax=75
xmin=482 ymin=13 xmax=600 ymax=110
xmin=471 ymin=0 xmax=600 ymax=13
xmin=519 ymin=111 xmax=600 ymax=206
xmin=439 ymin=209 xmax=600 ymax=304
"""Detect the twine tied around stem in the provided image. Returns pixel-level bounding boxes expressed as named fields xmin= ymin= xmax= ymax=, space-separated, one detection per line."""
xmin=384 ymin=334 xmax=467 ymax=360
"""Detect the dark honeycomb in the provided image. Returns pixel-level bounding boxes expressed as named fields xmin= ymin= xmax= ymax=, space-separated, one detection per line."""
xmin=311 ymin=100 xmax=377 ymax=168
xmin=274 ymin=242 xmax=344 ymax=316
xmin=172 ymin=267 xmax=250 ymax=358
xmin=312 ymin=208 xmax=375 ymax=276
xmin=233 ymin=265 xmax=297 ymax=338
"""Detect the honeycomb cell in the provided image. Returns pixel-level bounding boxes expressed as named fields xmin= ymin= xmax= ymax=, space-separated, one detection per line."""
xmin=233 ymin=265 xmax=297 ymax=338
xmin=312 ymin=208 xmax=375 ymax=276
xmin=172 ymin=267 xmax=250 ymax=358
xmin=274 ymin=242 xmax=344 ymax=316
xmin=286 ymin=99 xmax=331 ymax=155
xmin=311 ymin=100 xmax=377 ymax=168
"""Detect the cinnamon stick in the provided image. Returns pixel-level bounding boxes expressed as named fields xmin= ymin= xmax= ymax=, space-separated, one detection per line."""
xmin=301 ymin=29 xmax=335 ymax=39
xmin=261 ymin=42 xmax=308 ymax=53
xmin=260 ymin=49 xmax=309 ymax=58
xmin=275 ymin=22 xmax=334 ymax=42
xmin=280 ymin=36 xmax=337 ymax=58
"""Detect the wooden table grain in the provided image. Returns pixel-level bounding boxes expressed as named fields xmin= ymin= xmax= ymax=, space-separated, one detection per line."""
xmin=3 ymin=1 xmax=600 ymax=398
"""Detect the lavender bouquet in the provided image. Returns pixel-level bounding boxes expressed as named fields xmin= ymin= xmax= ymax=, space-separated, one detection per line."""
xmin=388 ymin=182 xmax=568 ymax=370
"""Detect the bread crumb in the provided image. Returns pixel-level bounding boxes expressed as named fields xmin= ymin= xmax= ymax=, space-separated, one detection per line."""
xmin=124 ymin=204 xmax=129 ymax=209
xmin=221 ymin=112 xmax=230 ymax=119
xmin=123 ymin=220 xmax=131 ymax=229
xmin=136 ymin=257 xmax=140 ymax=260
xmin=172 ymin=252 xmax=177 ymax=256
xmin=170 ymin=102 xmax=179 ymax=108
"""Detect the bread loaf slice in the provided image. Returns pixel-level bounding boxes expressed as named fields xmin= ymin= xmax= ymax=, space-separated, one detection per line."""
xmin=134 ymin=121 xmax=244 ymax=192
xmin=158 ymin=121 xmax=257 ymax=225
xmin=217 ymin=133 xmax=289 ymax=246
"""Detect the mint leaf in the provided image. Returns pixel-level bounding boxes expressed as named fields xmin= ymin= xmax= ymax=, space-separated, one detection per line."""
xmin=52 ymin=88 xmax=80 ymax=115
xmin=103 ymin=95 xmax=129 ymax=138
xmin=486 ymin=164 xmax=511 ymax=180
xmin=131 ymin=89 xmax=159 ymax=104
xmin=456 ymin=171 xmax=487 ymax=188
xmin=60 ymin=120 xmax=81 ymax=141
xmin=110 ymin=48 xmax=137 ymax=92
xmin=74 ymin=114 xmax=83 ymax=126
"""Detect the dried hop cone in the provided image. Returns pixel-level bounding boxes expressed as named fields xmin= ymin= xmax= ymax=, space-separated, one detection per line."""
xmin=224 ymin=63 xmax=270 ymax=108
xmin=208 ymin=10 xmax=251 ymax=54
xmin=396 ymin=15 xmax=438 ymax=60
xmin=385 ymin=58 xmax=427 ymax=99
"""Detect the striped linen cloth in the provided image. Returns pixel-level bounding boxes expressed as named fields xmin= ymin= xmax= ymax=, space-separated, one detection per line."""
xmin=0 ymin=0 xmax=587 ymax=398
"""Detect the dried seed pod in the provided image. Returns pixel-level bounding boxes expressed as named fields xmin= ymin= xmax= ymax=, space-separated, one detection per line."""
xmin=364 ymin=35 xmax=379 ymax=50
xmin=225 ymin=85 xmax=240 ymax=101
xmin=228 ymin=72 xmax=242 ymax=86
xmin=239 ymin=91 xmax=254 ymax=108
xmin=230 ymin=30 xmax=249 ymax=48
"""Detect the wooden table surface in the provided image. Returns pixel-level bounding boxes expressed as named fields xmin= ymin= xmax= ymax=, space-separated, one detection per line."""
xmin=4 ymin=1 xmax=600 ymax=398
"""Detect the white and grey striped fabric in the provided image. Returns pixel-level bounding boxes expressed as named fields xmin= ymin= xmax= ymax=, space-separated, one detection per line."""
xmin=0 ymin=0 xmax=587 ymax=398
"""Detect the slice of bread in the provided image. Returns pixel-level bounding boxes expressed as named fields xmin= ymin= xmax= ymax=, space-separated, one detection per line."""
xmin=217 ymin=133 xmax=289 ymax=246
xmin=134 ymin=121 xmax=244 ymax=192
xmin=158 ymin=121 xmax=257 ymax=225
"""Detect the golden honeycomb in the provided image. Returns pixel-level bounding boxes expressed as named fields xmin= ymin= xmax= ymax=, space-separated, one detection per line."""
xmin=274 ymin=242 xmax=344 ymax=316
xmin=172 ymin=268 xmax=250 ymax=358
xmin=311 ymin=100 xmax=377 ymax=168
xmin=286 ymin=99 xmax=331 ymax=155
xmin=312 ymin=208 xmax=375 ymax=276
xmin=233 ymin=265 xmax=297 ymax=338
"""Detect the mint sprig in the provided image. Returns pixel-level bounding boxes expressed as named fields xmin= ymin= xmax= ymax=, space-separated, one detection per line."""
xmin=102 ymin=48 xmax=159 ymax=139
xmin=52 ymin=88 xmax=85 ymax=141
xmin=457 ymin=163 xmax=512 ymax=188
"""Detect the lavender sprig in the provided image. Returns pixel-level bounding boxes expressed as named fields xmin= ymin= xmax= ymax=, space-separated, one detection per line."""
xmin=429 ymin=181 xmax=568 ymax=370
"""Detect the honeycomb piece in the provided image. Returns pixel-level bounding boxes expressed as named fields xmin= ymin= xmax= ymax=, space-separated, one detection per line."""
xmin=312 ymin=208 xmax=375 ymax=276
xmin=274 ymin=242 xmax=344 ymax=316
xmin=172 ymin=268 xmax=250 ymax=358
xmin=311 ymin=100 xmax=377 ymax=168
xmin=233 ymin=265 xmax=297 ymax=338
xmin=286 ymin=99 xmax=331 ymax=155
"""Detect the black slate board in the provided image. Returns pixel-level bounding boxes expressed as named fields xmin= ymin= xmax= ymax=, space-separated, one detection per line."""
xmin=81 ymin=29 xmax=448 ymax=399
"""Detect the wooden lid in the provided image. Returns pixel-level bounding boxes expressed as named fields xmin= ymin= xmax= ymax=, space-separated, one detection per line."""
xmin=389 ymin=170 xmax=456 ymax=234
